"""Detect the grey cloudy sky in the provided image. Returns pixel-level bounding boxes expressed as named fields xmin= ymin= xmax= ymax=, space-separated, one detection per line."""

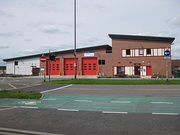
xmin=0 ymin=0 xmax=180 ymax=62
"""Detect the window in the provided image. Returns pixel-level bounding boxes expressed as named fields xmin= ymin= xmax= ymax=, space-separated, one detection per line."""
xmin=106 ymin=49 xmax=112 ymax=53
xmin=146 ymin=49 xmax=151 ymax=55
xmin=98 ymin=60 xmax=105 ymax=65
xmin=139 ymin=49 xmax=144 ymax=55
xmin=117 ymin=66 xmax=125 ymax=75
xmin=126 ymin=49 xmax=130 ymax=55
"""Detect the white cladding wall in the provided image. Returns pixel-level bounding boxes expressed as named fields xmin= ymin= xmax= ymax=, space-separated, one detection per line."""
xmin=6 ymin=57 xmax=40 ymax=75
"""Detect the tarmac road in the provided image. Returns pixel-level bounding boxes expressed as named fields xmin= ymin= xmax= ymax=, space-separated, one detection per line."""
xmin=0 ymin=107 xmax=179 ymax=135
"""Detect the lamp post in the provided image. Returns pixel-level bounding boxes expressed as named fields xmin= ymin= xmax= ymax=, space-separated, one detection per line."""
xmin=74 ymin=0 xmax=77 ymax=79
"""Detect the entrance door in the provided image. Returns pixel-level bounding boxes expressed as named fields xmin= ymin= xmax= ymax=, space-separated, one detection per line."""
xmin=134 ymin=66 xmax=140 ymax=75
xmin=146 ymin=66 xmax=152 ymax=76
xmin=32 ymin=68 xmax=40 ymax=76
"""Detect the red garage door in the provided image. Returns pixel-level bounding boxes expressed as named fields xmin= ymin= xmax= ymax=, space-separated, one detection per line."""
xmin=46 ymin=58 xmax=60 ymax=75
xmin=82 ymin=57 xmax=98 ymax=75
xmin=64 ymin=58 xmax=78 ymax=75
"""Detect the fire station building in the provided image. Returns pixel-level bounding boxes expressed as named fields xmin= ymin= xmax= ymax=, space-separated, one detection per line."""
xmin=3 ymin=34 xmax=175 ymax=77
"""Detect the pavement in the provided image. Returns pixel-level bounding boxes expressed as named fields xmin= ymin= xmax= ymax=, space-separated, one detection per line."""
xmin=0 ymin=92 xmax=180 ymax=115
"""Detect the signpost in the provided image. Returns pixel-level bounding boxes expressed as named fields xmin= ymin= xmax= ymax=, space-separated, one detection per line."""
xmin=40 ymin=55 xmax=46 ymax=82
xmin=40 ymin=55 xmax=46 ymax=62
xmin=164 ymin=49 xmax=171 ymax=81
xmin=164 ymin=49 xmax=171 ymax=57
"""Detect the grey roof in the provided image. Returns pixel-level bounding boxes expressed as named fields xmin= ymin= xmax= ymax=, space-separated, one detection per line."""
xmin=3 ymin=44 xmax=111 ymax=62
xmin=109 ymin=34 xmax=175 ymax=43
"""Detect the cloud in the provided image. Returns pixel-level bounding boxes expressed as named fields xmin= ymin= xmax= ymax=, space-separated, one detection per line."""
xmin=22 ymin=49 xmax=36 ymax=53
xmin=172 ymin=42 xmax=180 ymax=59
xmin=0 ymin=10 xmax=13 ymax=18
xmin=0 ymin=61 xmax=6 ymax=66
xmin=29 ymin=0 xmax=60 ymax=13
xmin=170 ymin=15 xmax=180 ymax=28
xmin=94 ymin=4 xmax=107 ymax=12
xmin=0 ymin=32 xmax=15 ymax=37
xmin=0 ymin=45 xmax=10 ymax=49
xmin=28 ymin=23 xmax=70 ymax=34
xmin=38 ymin=24 xmax=61 ymax=34
xmin=39 ymin=45 xmax=61 ymax=52
xmin=24 ymin=39 xmax=32 ymax=42
xmin=78 ymin=37 xmax=99 ymax=46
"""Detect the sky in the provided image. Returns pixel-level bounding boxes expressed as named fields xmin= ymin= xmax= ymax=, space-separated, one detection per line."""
xmin=0 ymin=0 xmax=180 ymax=63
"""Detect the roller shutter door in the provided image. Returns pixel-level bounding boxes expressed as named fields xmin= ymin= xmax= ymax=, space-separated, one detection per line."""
xmin=82 ymin=57 xmax=97 ymax=75
xmin=46 ymin=58 xmax=60 ymax=75
xmin=64 ymin=58 xmax=78 ymax=75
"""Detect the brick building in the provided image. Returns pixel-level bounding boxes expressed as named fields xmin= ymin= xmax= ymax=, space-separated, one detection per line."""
xmin=172 ymin=60 xmax=180 ymax=78
xmin=108 ymin=34 xmax=175 ymax=77
xmin=3 ymin=34 xmax=175 ymax=77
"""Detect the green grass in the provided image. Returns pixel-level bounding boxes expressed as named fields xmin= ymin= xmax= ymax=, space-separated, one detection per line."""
xmin=49 ymin=79 xmax=180 ymax=85
xmin=0 ymin=90 xmax=42 ymax=99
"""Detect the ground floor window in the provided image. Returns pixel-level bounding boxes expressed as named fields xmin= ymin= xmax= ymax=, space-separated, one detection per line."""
xmin=114 ymin=66 xmax=152 ymax=77
xmin=117 ymin=66 xmax=125 ymax=75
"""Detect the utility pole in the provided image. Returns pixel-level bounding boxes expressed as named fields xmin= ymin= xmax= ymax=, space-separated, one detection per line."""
xmin=74 ymin=0 xmax=77 ymax=79
xmin=49 ymin=50 xmax=51 ymax=82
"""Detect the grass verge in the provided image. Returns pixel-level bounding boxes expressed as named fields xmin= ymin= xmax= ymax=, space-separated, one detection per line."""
xmin=49 ymin=79 xmax=180 ymax=85
xmin=0 ymin=90 xmax=42 ymax=99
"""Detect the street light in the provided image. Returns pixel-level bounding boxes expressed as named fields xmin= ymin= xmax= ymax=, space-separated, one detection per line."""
xmin=74 ymin=0 xmax=77 ymax=79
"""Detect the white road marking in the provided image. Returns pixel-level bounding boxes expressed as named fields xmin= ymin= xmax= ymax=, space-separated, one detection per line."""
xmin=102 ymin=111 xmax=128 ymax=114
xmin=111 ymin=101 xmax=131 ymax=104
xmin=40 ymin=84 xmax=73 ymax=94
xmin=42 ymin=99 xmax=57 ymax=101
xmin=151 ymin=102 xmax=173 ymax=104
xmin=57 ymin=109 xmax=79 ymax=112
xmin=152 ymin=113 xmax=179 ymax=115
xmin=0 ymin=107 xmax=18 ymax=111
xmin=18 ymin=101 xmax=41 ymax=105
xmin=138 ymin=89 xmax=180 ymax=91
xmin=74 ymin=100 xmax=92 ymax=102
xmin=20 ymin=106 xmax=38 ymax=109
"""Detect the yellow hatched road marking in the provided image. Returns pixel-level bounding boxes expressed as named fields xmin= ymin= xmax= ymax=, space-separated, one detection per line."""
xmin=8 ymin=83 xmax=17 ymax=89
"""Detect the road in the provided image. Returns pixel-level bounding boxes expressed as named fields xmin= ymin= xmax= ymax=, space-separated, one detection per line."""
xmin=0 ymin=77 xmax=180 ymax=135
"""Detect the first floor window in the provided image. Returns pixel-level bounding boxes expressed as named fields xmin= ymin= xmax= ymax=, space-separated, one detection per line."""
xmin=147 ymin=48 xmax=151 ymax=55
xmin=126 ymin=49 xmax=130 ymax=55
xmin=139 ymin=49 xmax=143 ymax=55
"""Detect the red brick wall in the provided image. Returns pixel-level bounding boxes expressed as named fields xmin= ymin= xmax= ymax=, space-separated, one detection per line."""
xmin=111 ymin=39 xmax=172 ymax=76
xmin=49 ymin=48 xmax=111 ymax=75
